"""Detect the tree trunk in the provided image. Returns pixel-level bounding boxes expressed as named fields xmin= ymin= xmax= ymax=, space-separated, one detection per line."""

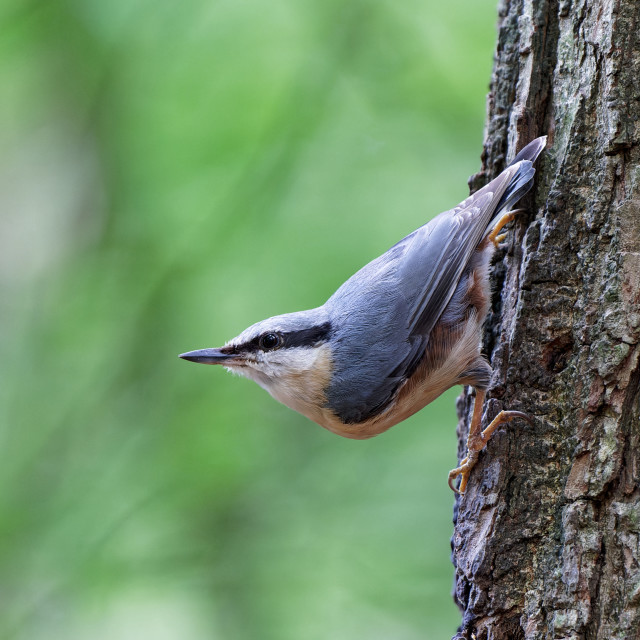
xmin=451 ymin=2 xmax=640 ymax=639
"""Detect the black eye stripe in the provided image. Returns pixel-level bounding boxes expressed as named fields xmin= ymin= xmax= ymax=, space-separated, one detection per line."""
xmin=240 ymin=322 xmax=332 ymax=354
xmin=281 ymin=323 xmax=331 ymax=349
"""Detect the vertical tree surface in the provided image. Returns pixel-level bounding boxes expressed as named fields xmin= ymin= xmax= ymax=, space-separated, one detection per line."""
xmin=451 ymin=2 xmax=640 ymax=639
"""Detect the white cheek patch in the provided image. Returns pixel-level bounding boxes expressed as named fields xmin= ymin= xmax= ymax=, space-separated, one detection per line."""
xmin=231 ymin=345 xmax=333 ymax=421
xmin=259 ymin=347 xmax=323 ymax=377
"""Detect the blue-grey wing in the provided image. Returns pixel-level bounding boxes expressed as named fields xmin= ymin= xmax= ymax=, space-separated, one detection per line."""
xmin=392 ymin=136 xmax=546 ymax=344
xmin=324 ymin=138 xmax=545 ymax=424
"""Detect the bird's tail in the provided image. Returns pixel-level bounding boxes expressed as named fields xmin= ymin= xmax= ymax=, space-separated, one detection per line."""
xmin=494 ymin=136 xmax=546 ymax=213
xmin=509 ymin=136 xmax=547 ymax=165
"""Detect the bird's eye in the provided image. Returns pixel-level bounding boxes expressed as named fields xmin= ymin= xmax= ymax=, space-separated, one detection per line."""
xmin=259 ymin=333 xmax=282 ymax=351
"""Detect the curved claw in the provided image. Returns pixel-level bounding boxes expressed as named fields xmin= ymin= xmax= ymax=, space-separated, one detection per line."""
xmin=448 ymin=454 xmax=473 ymax=495
xmin=447 ymin=411 xmax=534 ymax=494
xmin=449 ymin=472 xmax=470 ymax=495
xmin=448 ymin=471 xmax=464 ymax=494
xmin=487 ymin=209 xmax=525 ymax=248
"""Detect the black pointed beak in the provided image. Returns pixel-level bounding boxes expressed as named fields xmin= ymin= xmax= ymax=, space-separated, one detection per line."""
xmin=179 ymin=348 xmax=234 ymax=365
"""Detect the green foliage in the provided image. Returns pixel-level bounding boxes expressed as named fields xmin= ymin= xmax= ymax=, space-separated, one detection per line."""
xmin=0 ymin=0 xmax=496 ymax=637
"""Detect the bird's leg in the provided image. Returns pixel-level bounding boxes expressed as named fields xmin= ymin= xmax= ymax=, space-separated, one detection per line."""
xmin=487 ymin=209 xmax=523 ymax=248
xmin=448 ymin=388 xmax=485 ymax=494
xmin=448 ymin=389 xmax=533 ymax=494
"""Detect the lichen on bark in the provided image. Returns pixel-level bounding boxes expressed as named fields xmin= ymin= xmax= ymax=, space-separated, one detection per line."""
xmin=451 ymin=2 xmax=640 ymax=639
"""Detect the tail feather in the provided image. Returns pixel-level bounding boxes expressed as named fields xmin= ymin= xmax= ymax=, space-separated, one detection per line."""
xmin=495 ymin=136 xmax=546 ymax=213
xmin=509 ymin=136 xmax=547 ymax=166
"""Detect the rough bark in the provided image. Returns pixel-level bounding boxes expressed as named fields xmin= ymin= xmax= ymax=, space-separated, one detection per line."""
xmin=451 ymin=2 xmax=640 ymax=639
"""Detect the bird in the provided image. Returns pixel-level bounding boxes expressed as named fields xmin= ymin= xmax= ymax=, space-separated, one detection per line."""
xmin=180 ymin=136 xmax=546 ymax=494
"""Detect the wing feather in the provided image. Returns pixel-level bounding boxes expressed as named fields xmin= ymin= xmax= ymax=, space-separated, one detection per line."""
xmin=325 ymin=138 xmax=546 ymax=424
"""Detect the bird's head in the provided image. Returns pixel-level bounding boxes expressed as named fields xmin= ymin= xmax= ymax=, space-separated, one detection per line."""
xmin=179 ymin=308 xmax=334 ymax=421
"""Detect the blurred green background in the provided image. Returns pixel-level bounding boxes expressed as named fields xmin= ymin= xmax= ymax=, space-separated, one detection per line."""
xmin=1 ymin=0 xmax=498 ymax=638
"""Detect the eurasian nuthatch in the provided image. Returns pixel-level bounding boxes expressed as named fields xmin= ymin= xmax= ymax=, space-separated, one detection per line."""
xmin=180 ymin=137 xmax=546 ymax=493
